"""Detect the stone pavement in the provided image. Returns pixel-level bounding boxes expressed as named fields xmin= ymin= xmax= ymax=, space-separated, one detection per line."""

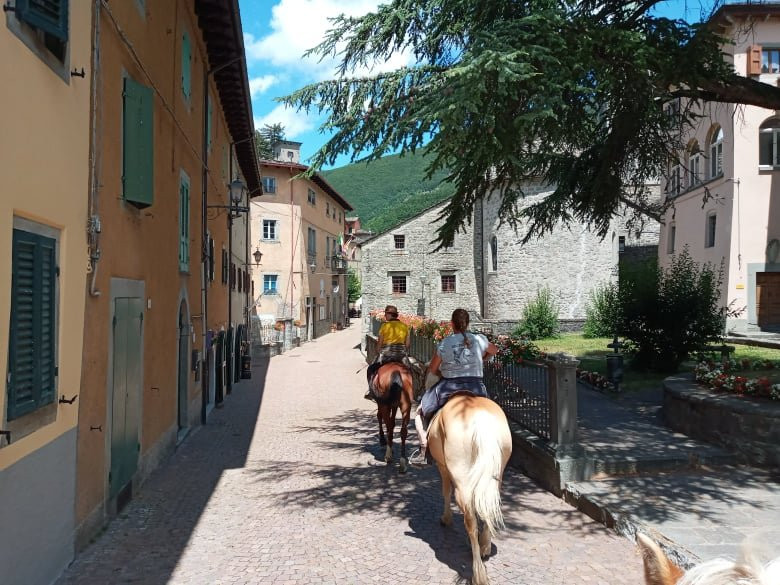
xmin=56 ymin=324 xmax=643 ymax=585
xmin=567 ymin=384 xmax=780 ymax=569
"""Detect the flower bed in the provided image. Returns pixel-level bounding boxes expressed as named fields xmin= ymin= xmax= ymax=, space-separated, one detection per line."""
xmin=575 ymin=369 xmax=615 ymax=392
xmin=693 ymin=358 xmax=780 ymax=401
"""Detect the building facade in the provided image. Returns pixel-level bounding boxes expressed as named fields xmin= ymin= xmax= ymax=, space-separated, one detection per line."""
xmin=360 ymin=185 xmax=648 ymax=333
xmin=659 ymin=4 xmax=780 ymax=332
xmin=251 ymin=146 xmax=353 ymax=341
xmin=75 ymin=0 xmax=260 ymax=554
xmin=0 ymin=2 xmax=92 ymax=583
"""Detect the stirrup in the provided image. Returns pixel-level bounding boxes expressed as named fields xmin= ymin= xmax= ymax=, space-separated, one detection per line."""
xmin=408 ymin=448 xmax=429 ymax=466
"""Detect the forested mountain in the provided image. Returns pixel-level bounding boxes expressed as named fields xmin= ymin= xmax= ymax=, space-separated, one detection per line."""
xmin=322 ymin=150 xmax=454 ymax=235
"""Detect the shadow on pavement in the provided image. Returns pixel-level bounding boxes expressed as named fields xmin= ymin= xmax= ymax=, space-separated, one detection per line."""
xmin=56 ymin=354 xmax=272 ymax=585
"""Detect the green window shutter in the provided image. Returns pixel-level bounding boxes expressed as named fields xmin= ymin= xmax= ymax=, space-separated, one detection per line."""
xmin=181 ymin=31 xmax=191 ymax=101
xmin=8 ymin=229 xmax=57 ymax=420
xmin=206 ymin=95 xmax=213 ymax=152
xmin=16 ymin=0 xmax=69 ymax=41
xmin=123 ymin=77 xmax=154 ymax=207
xmin=179 ymin=179 xmax=190 ymax=271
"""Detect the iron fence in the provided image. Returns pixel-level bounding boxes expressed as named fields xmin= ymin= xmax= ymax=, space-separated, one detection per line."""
xmin=369 ymin=319 xmax=552 ymax=440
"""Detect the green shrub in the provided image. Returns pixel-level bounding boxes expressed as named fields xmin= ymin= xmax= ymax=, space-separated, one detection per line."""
xmin=514 ymin=287 xmax=560 ymax=340
xmin=618 ymin=249 xmax=729 ymax=372
xmin=583 ymin=282 xmax=621 ymax=338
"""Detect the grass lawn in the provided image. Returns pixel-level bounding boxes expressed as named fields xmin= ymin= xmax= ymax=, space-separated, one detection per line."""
xmin=535 ymin=333 xmax=780 ymax=393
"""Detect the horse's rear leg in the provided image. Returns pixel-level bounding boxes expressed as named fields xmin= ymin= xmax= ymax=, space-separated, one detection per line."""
xmin=384 ymin=409 xmax=395 ymax=463
xmin=438 ymin=466 xmax=453 ymax=527
xmin=377 ymin=409 xmax=386 ymax=446
xmin=464 ymin=507 xmax=489 ymax=585
xmin=479 ymin=522 xmax=492 ymax=559
xmin=398 ymin=405 xmax=411 ymax=473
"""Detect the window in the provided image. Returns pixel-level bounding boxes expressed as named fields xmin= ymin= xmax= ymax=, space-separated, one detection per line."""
xmin=262 ymin=219 xmax=278 ymax=241
xmin=618 ymin=236 xmax=626 ymax=253
xmin=490 ymin=236 xmax=498 ymax=271
xmin=394 ymin=234 xmax=405 ymax=249
xmin=181 ymin=30 xmax=192 ymax=102
xmin=221 ymin=248 xmax=228 ymax=284
xmin=705 ymin=213 xmax=717 ymax=248
xmin=325 ymin=236 xmax=330 ymax=265
xmin=263 ymin=274 xmax=278 ymax=294
xmin=262 ymin=176 xmax=276 ymax=194
xmin=238 ymin=268 xmax=243 ymax=292
xmin=391 ymin=275 xmax=407 ymax=294
xmin=441 ymin=274 xmax=456 ymax=293
xmin=123 ymin=76 xmax=154 ymax=207
xmin=762 ymin=48 xmax=780 ymax=73
xmin=178 ymin=172 xmax=190 ymax=272
xmin=9 ymin=0 xmax=69 ymax=73
xmin=667 ymin=164 xmax=682 ymax=197
xmin=7 ymin=223 xmax=58 ymax=420
xmin=709 ymin=127 xmax=723 ymax=178
xmin=207 ymin=233 xmax=215 ymax=282
xmin=668 ymin=223 xmax=676 ymax=254
xmin=759 ymin=119 xmax=780 ymax=167
xmin=688 ymin=143 xmax=702 ymax=187
xmin=307 ymin=188 xmax=316 ymax=205
xmin=307 ymin=227 xmax=317 ymax=256
xmin=326 ymin=202 xmax=330 ymax=217
xmin=339 ymin=212 xmax=342 ymax=223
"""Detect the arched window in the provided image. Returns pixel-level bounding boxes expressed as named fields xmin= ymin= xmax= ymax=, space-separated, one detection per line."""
xmin=490 ymin=236 xmax=498 ymax=271
xmin=759 ymin=118 xmax=780 ymax=168
xmin=709 ymin=126 xmax=724 ymax=178
xmin=688 ymin=141 xmax=701 ymax=187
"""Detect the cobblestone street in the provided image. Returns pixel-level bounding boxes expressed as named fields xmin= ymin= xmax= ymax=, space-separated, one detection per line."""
xmin=56 ymin=325 xmax=643 ymax=585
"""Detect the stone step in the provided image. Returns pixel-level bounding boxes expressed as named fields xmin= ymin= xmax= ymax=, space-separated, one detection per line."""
xmin=584 ymin=446 xmax=739 ymax=478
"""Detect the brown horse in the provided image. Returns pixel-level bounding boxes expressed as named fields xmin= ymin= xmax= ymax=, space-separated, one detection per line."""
xmin=638 ymin=533 xmax=780 ymax=585
xmin=372 ymin=362 xmax=415 ymax=473
xmin=426 ymin=393 xmax=512 ymax=585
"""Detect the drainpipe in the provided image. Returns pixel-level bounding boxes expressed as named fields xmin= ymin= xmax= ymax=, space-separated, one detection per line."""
xmin=87 ymin=0 xmax=102 ymax=297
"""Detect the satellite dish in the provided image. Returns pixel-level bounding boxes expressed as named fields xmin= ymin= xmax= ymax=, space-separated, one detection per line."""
xmin=333 ymin=285 xmax=340 ymax=293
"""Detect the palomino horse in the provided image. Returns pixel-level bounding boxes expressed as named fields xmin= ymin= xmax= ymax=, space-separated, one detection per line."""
xmin=372 ymin=362 xmax=414 ymax=472
xmin=426 ymin=392 xmax=512 ymax=585
xmin=638 ymin=533 xmax=780 ymax=585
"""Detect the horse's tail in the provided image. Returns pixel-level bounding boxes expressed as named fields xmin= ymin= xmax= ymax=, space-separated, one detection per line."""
xmin=467 ymin=409 xmax=507 ymax=537
xmin=376 ymin=368 xmax=404 ymax=405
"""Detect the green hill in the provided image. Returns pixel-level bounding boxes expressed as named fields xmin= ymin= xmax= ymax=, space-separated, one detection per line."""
xmin=322 ymin=150 xmax=454 ymax=234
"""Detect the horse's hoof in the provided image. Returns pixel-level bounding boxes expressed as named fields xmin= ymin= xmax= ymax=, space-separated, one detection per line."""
xmin=399 ymin=458 xmax=408 ymax=474
xmin=439 ymin=516 xmax=452 ymax=527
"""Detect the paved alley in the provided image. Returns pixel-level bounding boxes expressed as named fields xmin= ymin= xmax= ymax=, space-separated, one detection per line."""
xmin=56 ymin=324 xmax=643 ymax=585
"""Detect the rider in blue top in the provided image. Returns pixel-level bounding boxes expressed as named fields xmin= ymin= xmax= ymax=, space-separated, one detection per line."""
xmin=410 ymin=308 xmax=498 ymax=465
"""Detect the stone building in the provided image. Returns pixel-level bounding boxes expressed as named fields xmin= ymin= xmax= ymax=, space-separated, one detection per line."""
xmin=361 ymin=182 xmax=659 ymax=334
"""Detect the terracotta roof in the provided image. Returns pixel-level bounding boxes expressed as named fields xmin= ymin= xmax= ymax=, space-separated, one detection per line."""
xmin=259 ymin=159 xmax=354 ymax=211
xmin=195 ymin=0 xmax=261 ymax=196
xmin=710 ymin=3 xmax=780 ymax=25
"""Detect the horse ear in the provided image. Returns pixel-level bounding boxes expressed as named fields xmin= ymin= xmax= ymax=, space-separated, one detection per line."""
xmin=637 ymin=534 xmax=683 ymax=585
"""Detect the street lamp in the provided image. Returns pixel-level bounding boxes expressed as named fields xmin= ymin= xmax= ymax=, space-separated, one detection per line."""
xmin=229 ymin=178 xmax=245 ymax=207
xmin=252 ymin=248 xmax=263 ymax=265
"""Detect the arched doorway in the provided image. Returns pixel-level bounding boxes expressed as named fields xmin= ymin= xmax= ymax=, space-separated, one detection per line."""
xmin=177 ymin=302 xmax=189 ymax=432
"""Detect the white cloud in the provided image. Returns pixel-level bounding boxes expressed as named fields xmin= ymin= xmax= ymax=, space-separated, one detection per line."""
xmin=244 ymin=0 xmax=412 ymax=81
xmin=249 ymin=75 xmax=278 ymax=97
xmin=255 ymin=104 xmax=319 ymax=138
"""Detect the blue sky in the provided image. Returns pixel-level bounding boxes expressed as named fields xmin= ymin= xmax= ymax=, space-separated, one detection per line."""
xmin=239 ymin=0 xmax=719 ymax=170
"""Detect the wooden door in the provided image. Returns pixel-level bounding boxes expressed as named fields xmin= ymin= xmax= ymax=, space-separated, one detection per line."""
xmin=110 ymin=298 xmax=143 ymax=499
xmin=756 ymin=272 xmax=780 ymax=328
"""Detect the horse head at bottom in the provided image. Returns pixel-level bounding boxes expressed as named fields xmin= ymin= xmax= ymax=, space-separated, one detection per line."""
xmin=637 ymin=533 xmax=780 ymax=585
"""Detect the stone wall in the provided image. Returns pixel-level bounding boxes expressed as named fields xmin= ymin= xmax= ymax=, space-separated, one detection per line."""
xmin=480 ymin=185 xmax=619 ymax=321
xmin=663 ymin=375 xmax=780 ymax=467
xmin=360 ymin=202 xmax=481 ymax=324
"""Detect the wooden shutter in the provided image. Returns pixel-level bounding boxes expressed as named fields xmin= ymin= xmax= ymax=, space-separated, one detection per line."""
xmin=181 ymin=31 xmax=192 ymax=100
xmin=179 ymin=178 xmax=190 ymax=271
xmin=123 ymin=77 xmax=154 ymax=207
xmin=8 ymin=229 xmax=57 ymax=420
xmin=747 ymin=45 xmax=762 ymax=76
xmin=206 ymin=95 xmax=213 ymax=151
xmin=16 ymin=0 xmax=69 ymax=41
xmin=208 ymin=235 xmax=215 ymax=282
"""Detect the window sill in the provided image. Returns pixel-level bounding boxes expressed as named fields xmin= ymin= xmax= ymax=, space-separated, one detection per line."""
xmin=3 ymin=402 xmax=57 ymax=448
xmin=758 ymin=165 xmax=780 ymax=172
xmin=667 ymin=174 xmax=725 ymax=200
xmin=391 ymin=250 xmax=409 ymax=255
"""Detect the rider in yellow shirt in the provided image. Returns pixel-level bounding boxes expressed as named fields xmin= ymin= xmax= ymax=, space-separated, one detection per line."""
xmin=365 ymin=305 xmax=410 ymax=400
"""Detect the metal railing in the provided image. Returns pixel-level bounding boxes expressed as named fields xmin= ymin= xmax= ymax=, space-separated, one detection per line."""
xmin=370 ymin=318 xmax=553 ymax=440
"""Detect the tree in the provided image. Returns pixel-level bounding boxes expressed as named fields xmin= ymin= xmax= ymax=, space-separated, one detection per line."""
xmin=347 ymin=268 xmax=361 ymax=303
xmin=255 ymin=123 xmax=286 ymax=160
xmin=283 ymin=1 xmax=780 ymax=248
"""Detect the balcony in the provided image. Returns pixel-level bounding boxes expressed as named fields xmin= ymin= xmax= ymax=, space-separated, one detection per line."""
xmin=330 ymin=255 xmax=348 ymax=273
